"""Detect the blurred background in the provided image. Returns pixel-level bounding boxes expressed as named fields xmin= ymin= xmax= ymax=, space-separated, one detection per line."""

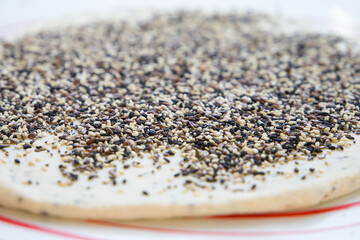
xmin=0 ymin=0 xmax=360 ymax=39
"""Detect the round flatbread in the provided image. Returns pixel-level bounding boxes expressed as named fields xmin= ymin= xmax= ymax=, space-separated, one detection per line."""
xmin=0 ymin=11 xmax=359 ymax=220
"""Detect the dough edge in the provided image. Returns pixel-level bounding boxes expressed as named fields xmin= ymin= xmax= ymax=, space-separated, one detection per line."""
xmin=0 ymin=164 xmax=359 ymax=220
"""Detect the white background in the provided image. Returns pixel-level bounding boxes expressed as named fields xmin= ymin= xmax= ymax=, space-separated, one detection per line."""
xmin=0 ymin=0 xmax=360 ymax=38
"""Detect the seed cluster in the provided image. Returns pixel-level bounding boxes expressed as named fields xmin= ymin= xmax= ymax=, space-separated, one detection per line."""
xmin=0 ymin=12 xmax=359 ymax=187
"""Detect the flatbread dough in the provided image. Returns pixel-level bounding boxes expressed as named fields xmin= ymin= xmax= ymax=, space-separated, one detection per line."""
xmin=0 ymin=11 xmax=359 ymax=220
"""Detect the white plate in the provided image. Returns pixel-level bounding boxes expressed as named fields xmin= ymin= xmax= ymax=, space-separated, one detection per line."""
xmin=1 ymin=189 xmax=360 ymax=240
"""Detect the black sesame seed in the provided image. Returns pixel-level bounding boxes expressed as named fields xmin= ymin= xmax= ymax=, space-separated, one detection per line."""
xmin=252 ymin=171 xmax=265 ymax=176
xmin=206 ymin=178 xmax=217 ymax=182
xmin=327 ymin=145 xmax=336 ymax=150
xmin=166 ymin=150 xmax=175 ymax=156
xmin=70 ymin=173 xmax=78 ymax=181
xmin=346 ymin=135 xmax=355 ymax=140
xmin=23 ymin=144 xmax=32 ymax=149
xmin=88 ymin=175 xmax=97 ymax=180
xmin=72 ymin=149 xmax=81 ymax=156
xmin=147 ymin=130 xmax=156 ymax=136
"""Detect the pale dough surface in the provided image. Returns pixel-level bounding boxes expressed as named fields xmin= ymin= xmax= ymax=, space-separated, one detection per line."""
xmin=0 ymin=134 xmax=359 ymax=220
